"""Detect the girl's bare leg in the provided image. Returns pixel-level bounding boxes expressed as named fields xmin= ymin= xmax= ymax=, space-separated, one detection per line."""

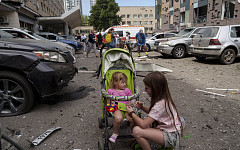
xmin=113 ymin=109 xmax=123 ymax=134
xmin=132 ymin=126 xmax=165 ymax=150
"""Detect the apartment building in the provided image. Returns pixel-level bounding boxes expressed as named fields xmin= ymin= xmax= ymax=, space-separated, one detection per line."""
xmin=155 ymin=0 xmax=240 ymax=32
xmin=0 ymin=0 xmax=65 ymax=31
xmin=118 ymin=6 xmax=155 ymax=34
xmin=65 ymin=0 xmax=81 ymax=12
xmin=0 ymin=0 xmax=81 ymax=34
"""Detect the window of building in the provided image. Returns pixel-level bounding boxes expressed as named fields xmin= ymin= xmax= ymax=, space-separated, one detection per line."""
xmin=180 ymin=12 xmax=185 ymax=23
xmin=133 ymin=14 xmax=137 ymax=18
xmin=127 ymin=21 xmax=131 ymax=25
xmin=75 ymin=30 xmax=79 ymax=34
xmin=144 ymin=21 xmax=148 ymax=25
xmin=139 ymin=21 xmax=142 ymax=25
xmin=149 ymin=14 xmax=153 ymax=18
xmin=121 ymin=15 xmax=125 ymax=18
xmin=169 ymin=0 xmax=173 ymax=8
xmin=221 ymin=0 xmax=235 ymax=20
xmin=150 ymin=21 xmax=153 ymax=25
xmin=127 ymin=14 xmax=131 ymax=18
xmin=138 ymin=14 xmax=142 ymax=18
xmin=122 ymin=21 xmax=126 ymax=25
xmin=144 ymin=14 xmax=148 ymax=18
xmin=133 ymin=21 xmax=138 ymax=25
xmin=194 ymin=5 xmax=207 ymax=24
xmin=149 ymin=27 xmax=153 ymax=31
xmin=145 ymin=27 xmax=148 ymax=31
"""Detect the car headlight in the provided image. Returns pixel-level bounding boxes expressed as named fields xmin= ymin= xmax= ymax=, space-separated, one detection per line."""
xmin=161 ymin=42 xmax=169 ymax=45
xmin=34 ymin=51 xmax=66 ymax=62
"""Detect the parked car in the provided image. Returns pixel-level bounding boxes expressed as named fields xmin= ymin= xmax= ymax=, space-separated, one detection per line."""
xmin=0 ymin=30 xmax=77 ymax=116
xmin=37 ymin=32 xmax=81 ymax=52
xmin=146 ymin=32 xmax=176 ymax=51
xmin=156 ymin=28 xmax=196 ymax=58
xmin=0 ymin=27 xmax=75 ymax=55
xmin=190 ymin=25 xmax=240 ymax=65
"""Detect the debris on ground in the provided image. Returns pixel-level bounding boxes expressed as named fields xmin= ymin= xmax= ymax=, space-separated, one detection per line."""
xmin=32 ymin=127 xmax=61 ymax=146
xmin=77 ymin=86 xmax=86 ymax=92
xmin=196 ymin=89 xmax=226 ymax=97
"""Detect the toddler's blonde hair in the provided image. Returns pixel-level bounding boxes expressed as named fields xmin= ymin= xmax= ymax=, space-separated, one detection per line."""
xmin=110 ymin=72 xmax=128 ymax=89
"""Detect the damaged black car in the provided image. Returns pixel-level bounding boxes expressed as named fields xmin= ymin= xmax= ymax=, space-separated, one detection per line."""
xmin=0 ymin=30 xmax=77 ymax=117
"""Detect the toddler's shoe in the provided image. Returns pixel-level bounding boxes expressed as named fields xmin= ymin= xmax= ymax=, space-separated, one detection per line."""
xmin=109 ymin=133 xmax=118 ymax=143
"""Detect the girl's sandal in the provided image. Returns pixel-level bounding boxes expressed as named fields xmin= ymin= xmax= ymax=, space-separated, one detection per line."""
xmin=109 ymin=133 xmax=118 ymax=143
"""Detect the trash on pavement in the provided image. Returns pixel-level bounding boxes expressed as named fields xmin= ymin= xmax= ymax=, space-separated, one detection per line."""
xmin=77 ymin=86 xmax=86 ymax=92
xmin=183 ymin=135 xmax=191 ymax=139
xmin=206 ymin=88 xmax=239 ymax=91
xmin=32 ymin=127 xmax=61 ymax=146
xmin=135 ymin=63 xmax=173 ymax=73
xmin=196 ymin=89 xmax=226 ymax=97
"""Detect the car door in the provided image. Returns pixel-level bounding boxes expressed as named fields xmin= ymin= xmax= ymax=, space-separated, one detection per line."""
xmin=229 ymin=25 xmax=240 ymax=52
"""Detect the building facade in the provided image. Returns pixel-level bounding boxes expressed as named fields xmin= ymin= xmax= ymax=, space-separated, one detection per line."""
xmin=0 ymin=0 xmax=81 ymax=34
xmin=118 ymin=6 xmax=155 ymax=34
xmin=65 ymin=0 xmax=81 ymax=12
xmin=0 ymin=0 xmax=65 ymax=31
xmin=90 ymin=0 xmax=96 ymax=7
xmin=155 ymin=0 xmax=240 ymax=32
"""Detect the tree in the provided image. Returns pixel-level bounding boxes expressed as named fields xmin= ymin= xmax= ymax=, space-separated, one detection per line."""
xmin=80 ymin=15 xmax=89 ymax=26
xmin=88 ymin=0 xmax=121 ymax=31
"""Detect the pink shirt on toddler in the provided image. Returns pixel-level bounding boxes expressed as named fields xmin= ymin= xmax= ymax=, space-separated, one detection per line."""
xmin=148 ymin=99 xmax=181 ymax=133
xmin=107 ymin=88 xmax=133 ymax=104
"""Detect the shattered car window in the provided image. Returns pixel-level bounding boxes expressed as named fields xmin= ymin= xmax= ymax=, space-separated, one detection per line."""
xmin=0 ymin=30 xmax=14 ymax=38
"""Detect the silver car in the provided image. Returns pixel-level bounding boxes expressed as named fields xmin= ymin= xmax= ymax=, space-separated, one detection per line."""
xmin=146 ymin=33 xmax=176 ymax=51
xmin=156 ymin=28 xmax=196 ymax=58
xmin=190 ymin=25 xmax=240 ymax=65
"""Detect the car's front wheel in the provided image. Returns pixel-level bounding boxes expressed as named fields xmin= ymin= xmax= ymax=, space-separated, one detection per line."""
xmin=219 ymin=49 xmax=236 ymax=65
xmin=172 ymin=45 xmax=186 ymax=59
xmin=0 ymin=71 xmax=34 ymax=117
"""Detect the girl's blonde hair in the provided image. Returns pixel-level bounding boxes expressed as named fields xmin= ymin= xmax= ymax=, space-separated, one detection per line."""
xmin=110 ymin=72 xmax=128 ymax=89
xmin=143 ymin=71 xmax=183 ymax=136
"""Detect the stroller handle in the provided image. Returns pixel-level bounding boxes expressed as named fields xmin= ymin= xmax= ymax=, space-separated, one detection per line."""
xmin=101 ymin=87 xmax=140 ymax=101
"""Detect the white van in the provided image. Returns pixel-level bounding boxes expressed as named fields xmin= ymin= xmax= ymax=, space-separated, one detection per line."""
xmin=102 ymin=25 xmax=145 ymax=46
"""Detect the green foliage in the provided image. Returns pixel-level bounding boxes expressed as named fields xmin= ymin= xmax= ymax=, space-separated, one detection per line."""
xmin=80 ymin=15 xmax=89 ymax=26
xmin=89 ymin=0 xmax=122 ymax=31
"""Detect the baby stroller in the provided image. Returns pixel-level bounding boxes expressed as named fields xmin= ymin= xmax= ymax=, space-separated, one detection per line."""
xmin=98 ymin=48 xmax=141 ymax=150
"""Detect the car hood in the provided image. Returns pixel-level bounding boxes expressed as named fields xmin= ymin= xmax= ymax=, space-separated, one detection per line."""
xmin=0 ymin=38 xmax=68 ymax=53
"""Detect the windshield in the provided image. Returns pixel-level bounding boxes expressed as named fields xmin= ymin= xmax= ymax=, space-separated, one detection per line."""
xmin=27 ymin=31 xmax=49 ymax=40
xmin=32 ymin=33 xmax=49 ymax=40
xmin=146 ymin=33 xmax=156 ymax=39
xmin=176 ymin=28 xmax=194 ymax=38
xmin=0 ymin=30 xmax=14 ymax=38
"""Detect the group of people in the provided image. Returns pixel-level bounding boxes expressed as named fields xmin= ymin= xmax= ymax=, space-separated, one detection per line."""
xmin=75 ymin=28 xmax=149 ymax=58
xmin=107 ymin=71 xmax=183 ymax=149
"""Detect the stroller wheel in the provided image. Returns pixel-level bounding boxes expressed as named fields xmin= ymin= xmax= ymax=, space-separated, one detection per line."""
xmin=98 ymin=117 xmax=104 ymax=128
xmin=98 ymin=140 xmax=104 ymax=150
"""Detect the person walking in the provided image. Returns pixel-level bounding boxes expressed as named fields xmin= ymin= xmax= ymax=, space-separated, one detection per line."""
xmin=135 ymin=29 xmax=148 ymax=57
xmin=81 ymin=33 xmax=87 ymax=53
xmin=86 ymin=30 xmax=98 ymax=57
xmin=125 ymin=31 xmax=132 ymax=54
xmin=97 ymin=32 xmax=103 ymax=50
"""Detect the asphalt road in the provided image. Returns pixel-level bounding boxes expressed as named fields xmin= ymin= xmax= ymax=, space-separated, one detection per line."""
xmin=0 ymin=50 xmax=239 ymax=150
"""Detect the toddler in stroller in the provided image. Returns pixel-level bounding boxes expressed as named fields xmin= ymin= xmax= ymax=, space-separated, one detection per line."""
xmin=107 ymin=72 xmax=135 ymax=143
xmin=98 ymin=48 xmax=141 ymax=149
